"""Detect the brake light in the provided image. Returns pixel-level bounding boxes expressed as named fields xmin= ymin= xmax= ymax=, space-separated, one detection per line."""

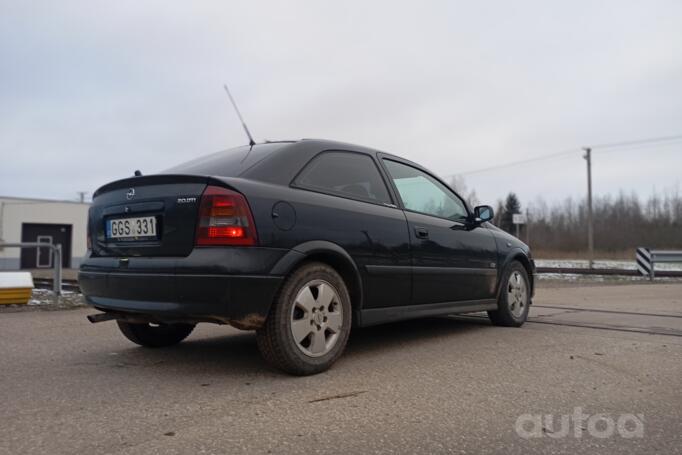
xmin=195 ymin=186 xmax=258 ymax=246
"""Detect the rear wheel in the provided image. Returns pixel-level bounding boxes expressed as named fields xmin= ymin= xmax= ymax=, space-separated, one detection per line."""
xmin=117 ymin=321 xmax=195 ymax=347
xmin=256 ymin=262 xmax=352 ymax=375
xmin=488 ymin=261 xmax=530 ymax=327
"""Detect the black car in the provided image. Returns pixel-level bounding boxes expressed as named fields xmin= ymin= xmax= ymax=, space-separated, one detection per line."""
xmin=80 ymin=139 xmax=534 ymax=375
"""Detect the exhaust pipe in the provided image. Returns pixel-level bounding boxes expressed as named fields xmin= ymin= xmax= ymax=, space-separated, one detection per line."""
xmin=87 ymin=312 xmax=117 ymax=323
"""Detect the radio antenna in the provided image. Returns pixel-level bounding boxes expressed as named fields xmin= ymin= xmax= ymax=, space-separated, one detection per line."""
xmin=223 ymin=84 xmax=255 ymax=147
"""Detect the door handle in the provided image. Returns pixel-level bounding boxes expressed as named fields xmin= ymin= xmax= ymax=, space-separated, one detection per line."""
xmin=414 ymin=227 xmax=429 ymax=239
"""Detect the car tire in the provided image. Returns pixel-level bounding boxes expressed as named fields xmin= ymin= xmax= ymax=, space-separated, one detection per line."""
xmin=116 ymin=321 xmax=195 ymax=347
xmin=488 ymin=261 xmax=531 ymax=327
xmin=256 ymin=262 xmax=352 ymax=375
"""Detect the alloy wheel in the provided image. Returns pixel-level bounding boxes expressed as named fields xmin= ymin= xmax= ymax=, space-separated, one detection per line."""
xmin=507 ymin=271 xmax=528 ymax=318
xmin=289 ymin=279 xmax=344 ymax=357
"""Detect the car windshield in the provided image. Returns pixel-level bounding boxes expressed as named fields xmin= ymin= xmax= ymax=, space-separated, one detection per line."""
xmin=162 ymin=143 xmax=288 ymax=177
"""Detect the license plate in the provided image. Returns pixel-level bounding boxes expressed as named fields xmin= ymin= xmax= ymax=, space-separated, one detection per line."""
xmin=106 ymin=216 xmax=158 ymax=240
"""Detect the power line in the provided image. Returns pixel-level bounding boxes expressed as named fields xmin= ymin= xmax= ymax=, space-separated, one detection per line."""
xmin=449 ymin=134 xmax=682 ymax=177
xmin=591 ymin=138 xmax=682 ymax=155
xmin=590 ymin=134 xmax=682 ymax=150
xmin=453 ymin=148 xmax=578 ymax=176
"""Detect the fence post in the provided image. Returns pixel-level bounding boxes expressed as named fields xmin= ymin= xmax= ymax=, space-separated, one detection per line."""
xmin=53 ymin=244 xmax=62 ymax=295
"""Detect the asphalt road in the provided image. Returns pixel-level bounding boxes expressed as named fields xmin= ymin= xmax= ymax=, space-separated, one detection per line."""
xmin=1 ymin=282 xmax=681 ymax=454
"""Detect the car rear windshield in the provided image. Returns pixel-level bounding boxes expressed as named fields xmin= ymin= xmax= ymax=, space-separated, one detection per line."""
xmin=162 ymin=143 xmax=288 ymax=177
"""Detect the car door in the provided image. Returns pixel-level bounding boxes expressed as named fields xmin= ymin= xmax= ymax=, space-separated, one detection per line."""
xmin=380 ymin=157 xmax=498 ymax=305
xmin=290 ymin=150 xmax=412 ymax=309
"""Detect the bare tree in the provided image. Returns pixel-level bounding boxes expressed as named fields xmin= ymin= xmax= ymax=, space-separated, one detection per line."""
xmin=521 ymin=187 xmax=682 ymax=256
xmin=449 ymin=176 xmax=480 ymax=207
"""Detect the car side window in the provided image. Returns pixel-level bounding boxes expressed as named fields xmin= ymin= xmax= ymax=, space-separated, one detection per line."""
xmin=294 ymin=151 xmax=392 ymax=204
xmin=383 ymin=159 xmax=468 ymax=221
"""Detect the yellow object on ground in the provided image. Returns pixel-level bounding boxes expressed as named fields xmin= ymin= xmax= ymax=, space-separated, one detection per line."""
xmin=0 ymin=272 xmax=34 ymax=305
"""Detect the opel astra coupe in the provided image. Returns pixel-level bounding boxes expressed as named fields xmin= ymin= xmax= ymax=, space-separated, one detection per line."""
xmin=80 ymin=139 xmax=534 ymax=375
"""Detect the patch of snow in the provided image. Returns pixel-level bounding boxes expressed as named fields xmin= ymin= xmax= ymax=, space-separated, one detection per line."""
xmin=535 ymin=259 xmax=682 ymax=272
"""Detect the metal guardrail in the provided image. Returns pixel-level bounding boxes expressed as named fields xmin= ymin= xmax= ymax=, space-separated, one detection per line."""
xmin=636 ymin=248 xmax=682 ymax=280
xmin=0 ymin=243 xmax=62 ymax=294
xmin=651 ymin=250 xmax=682 ymax=262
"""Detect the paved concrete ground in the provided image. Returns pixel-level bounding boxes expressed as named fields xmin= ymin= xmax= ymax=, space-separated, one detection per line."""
xmin=1 ymin=283 xmax=681 ymax=454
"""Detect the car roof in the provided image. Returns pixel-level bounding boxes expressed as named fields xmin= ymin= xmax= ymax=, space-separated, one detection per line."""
xmin=239 ymin=138 xmax=411 ymax=185
xmin=243 ymin=138 xmax=435 ymax=184
xmin=300 ymin=138 xmax=425 ymax=169
xmin=163 ymin=137 xmax=437 ymax=189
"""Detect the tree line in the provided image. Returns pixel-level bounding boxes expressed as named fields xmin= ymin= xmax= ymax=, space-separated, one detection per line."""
xmin=451 ymin=177 xmax=682 ymax=255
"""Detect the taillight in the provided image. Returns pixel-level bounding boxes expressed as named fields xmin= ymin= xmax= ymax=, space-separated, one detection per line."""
xmin=195 ymin=186 xmax=258 ymax=246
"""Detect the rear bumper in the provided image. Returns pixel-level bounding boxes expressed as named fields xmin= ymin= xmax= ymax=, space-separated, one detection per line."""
xmin=79 ymin=247 xmax=293 ymax=329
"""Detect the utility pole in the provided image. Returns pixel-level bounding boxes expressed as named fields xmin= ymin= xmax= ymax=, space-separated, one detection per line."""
xmin=77 ymin=192 xmax=87 ymax=203
xmin=583 ymin=147 xmax=594 ymax=269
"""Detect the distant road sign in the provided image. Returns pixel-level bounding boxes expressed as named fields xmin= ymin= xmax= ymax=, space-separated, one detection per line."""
xmin=512 ymin=213 xmax=527 ymax=225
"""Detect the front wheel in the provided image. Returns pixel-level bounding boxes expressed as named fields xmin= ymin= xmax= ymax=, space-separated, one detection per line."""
xmin=488 ymin=261 xmax=530 ymax=327
xmin=256 ymin=262 xmax=352 ymax=375
xmin=117 ymin=321 xmax=195 ymax=347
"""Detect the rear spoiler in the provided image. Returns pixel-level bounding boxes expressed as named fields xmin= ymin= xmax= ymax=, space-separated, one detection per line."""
xmin=93 ymin=174 xmax=210 ymax=198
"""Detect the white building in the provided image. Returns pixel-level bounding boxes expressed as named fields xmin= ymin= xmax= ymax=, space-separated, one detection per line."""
xmin=0 ymin=196 xmax=90 ymax=270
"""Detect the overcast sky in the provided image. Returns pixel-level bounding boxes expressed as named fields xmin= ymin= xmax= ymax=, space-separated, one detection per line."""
xmin=1 ymin=1 xmax=681 ymax=207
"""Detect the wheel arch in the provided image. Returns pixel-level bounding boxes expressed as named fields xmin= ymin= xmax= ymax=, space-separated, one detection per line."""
xmin=270 ymin=241 xmax=364 ymax=324
xmin=498 ymin=249 xmax=535 ymax=299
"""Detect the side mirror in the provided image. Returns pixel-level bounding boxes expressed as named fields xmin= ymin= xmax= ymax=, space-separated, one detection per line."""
xmin=474 ymin=205 xmax=494 ymax=222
